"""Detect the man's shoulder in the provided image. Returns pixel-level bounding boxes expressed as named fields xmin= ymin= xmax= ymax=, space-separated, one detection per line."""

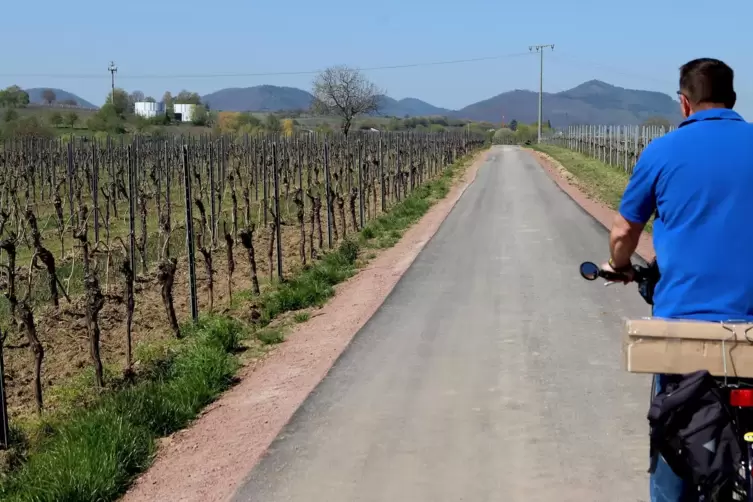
xmin=642 ymin=120 xmax=753 ymax=159
xmin=645 ymin=127 xmax=689 ymax=150
xmin=635 ymin=131 xmax=676 ymax=165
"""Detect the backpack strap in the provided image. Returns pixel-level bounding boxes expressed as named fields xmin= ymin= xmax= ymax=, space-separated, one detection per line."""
xmin=647 ymin=392 xmax=666 ymax=474
xmin=648 ymin=374 xmax=661 ymax=474
xmin=648 ymin=443 xmax=660 ymax=474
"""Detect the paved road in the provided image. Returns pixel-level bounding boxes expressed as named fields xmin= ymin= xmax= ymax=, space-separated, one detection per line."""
xmin=233 ymin=146 xmax=651 ymax=502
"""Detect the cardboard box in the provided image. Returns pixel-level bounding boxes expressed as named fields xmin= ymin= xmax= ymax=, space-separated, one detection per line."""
xmin=624 ymin=318 xmax=753 ymax=377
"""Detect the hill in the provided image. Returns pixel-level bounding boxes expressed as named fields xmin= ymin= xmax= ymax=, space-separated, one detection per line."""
xmin=377 ymin=96 xmax=452 ymax=117
xmin=202 ymin=85 xmax=452 ymax=118
xmin=199 ymin=81 xmax=680 ymax=126
xmin=454 ymin=80 xmax=682 ymax=126
xmin=202 ymin=85 xmax=314 ymax=112
xmin=25 ymin=88 xmax=97 ymax=109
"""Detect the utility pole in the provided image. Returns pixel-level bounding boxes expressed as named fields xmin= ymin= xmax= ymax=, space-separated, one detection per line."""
xmin=529 ymin=44 xmax=554 ymax=143
xmin=108 ymin=61 xmax=118 ymax=105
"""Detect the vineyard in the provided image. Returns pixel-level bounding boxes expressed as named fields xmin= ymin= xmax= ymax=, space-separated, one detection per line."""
xmin=0 ymin=131 xmax=482 ymax=435
xmin=545 ymin=124 xmax=672 ymax=173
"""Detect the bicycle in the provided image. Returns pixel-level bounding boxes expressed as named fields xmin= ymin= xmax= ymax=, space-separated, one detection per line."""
xmin=580 ymin=260 xmax=753 ymax=501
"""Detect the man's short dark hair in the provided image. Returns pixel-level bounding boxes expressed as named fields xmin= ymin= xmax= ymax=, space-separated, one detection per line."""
xmin=679 ymin=58 xmax=736 ymax=108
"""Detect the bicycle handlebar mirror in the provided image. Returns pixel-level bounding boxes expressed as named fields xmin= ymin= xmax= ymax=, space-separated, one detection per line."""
xmin=579 ymin=262 xmax=600 ymax=281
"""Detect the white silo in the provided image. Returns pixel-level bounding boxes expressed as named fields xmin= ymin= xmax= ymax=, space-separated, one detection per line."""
xmin=173 ymin=103 xmax=196 ymax=123
xmin=134 ymin=101 xmax=162 ymax=118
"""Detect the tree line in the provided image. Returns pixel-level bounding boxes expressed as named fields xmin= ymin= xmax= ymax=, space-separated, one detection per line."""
xmin=491 ymin=119 xmax=555 ymax=144
xmin=0 ymin=86 xmax=30 ymax=108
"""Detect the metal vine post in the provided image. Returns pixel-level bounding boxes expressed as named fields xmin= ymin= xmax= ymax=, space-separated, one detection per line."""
xmin=182 ymin=145 xmax=199 ymax=322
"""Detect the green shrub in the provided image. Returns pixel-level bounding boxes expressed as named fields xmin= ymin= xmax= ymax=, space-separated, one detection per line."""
xmin=337 ymin=239 xmax=359 ymax=265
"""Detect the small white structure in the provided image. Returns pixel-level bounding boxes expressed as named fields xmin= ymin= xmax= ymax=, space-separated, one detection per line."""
xmin=173 ymin=103 xmax=196 ymax=123
xmin=134 ymin=101 xmax=162 ymax=119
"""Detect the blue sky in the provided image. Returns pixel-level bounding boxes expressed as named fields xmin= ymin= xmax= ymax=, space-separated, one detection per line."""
xmin=2 ymin=0 xmax=752 ymax=116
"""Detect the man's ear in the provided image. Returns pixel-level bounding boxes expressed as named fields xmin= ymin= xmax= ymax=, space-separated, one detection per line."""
xmin=680 ymin=95 xmax=692 ymax=118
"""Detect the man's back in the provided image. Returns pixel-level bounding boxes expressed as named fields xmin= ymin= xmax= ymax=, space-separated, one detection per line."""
xmin=620 ymin=109 xmax=753 ymax=321
xmin=611 ymin=58 xmax=749 ymax=502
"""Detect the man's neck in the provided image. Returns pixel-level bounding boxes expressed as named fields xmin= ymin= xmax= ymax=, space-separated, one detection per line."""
xmin=689 ymin=103 xmax=728 ymax=114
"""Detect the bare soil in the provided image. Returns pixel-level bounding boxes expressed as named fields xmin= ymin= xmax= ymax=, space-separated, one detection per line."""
xmin=118 ymin=150 xmax=490 ymax=502
xmin=4 ymin=202 xmax=367 ymax=419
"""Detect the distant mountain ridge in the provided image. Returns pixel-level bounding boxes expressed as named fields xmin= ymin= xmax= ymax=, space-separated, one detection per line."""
xmin=376 ymin=96 xmax=452 ymax=117
xmin=455 ymin=80 xmax=683 ymax=126
xmin=201 ymin=86 xmax=454 ymax=119
xmin=25 ymin=88 xmax=97 ymax=109
xmin=199 ymin=81 xmax=680 ymax=126
xmin=26 ymin=80 xmax=681 ymax=126
xmin=202 ymin=85 xmax=313 ymax=112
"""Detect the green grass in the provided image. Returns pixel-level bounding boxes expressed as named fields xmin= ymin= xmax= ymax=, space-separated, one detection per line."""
xmin=258 ymin=239 xmax=361 ymax=323
xmin=256 ymin=327 xmax=285 ymax=345
xmin=531 ymin=144 xmax=630 ymax=209
xmin=359 ymin=164 xmax=457 ymax=245
xmin=256 ymin=155 xmax=468 ymax=325
xmin=293 ymin=312 xmax=311 ymax=323
xmin=0 ymin=315 xmax=244 ymax=502
xmin=531 ymin=144 xmax=654 ymax=233
xmin=0 ymin=148 xmax=481 ymax=502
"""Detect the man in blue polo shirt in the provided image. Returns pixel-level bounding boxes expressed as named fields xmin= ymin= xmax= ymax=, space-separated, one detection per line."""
xmin=602 ymin=58 xmax=753 ymax=501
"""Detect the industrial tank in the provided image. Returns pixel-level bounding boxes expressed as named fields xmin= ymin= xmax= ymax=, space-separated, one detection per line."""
xmin=173 ymin=103 xmax=196 ymax=123
xmin=134 ymin=101 xmax=162 ymax=119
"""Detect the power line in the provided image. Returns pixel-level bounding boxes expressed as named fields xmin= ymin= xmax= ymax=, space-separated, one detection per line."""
xmin=0 ymin=52 xmax=535 ymax=80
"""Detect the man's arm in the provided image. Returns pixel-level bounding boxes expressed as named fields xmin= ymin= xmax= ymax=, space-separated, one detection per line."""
xmin=608 ymin=146 xmax=658 ymax=270
xmin=609 ymin=214 xmax=645 ymax=269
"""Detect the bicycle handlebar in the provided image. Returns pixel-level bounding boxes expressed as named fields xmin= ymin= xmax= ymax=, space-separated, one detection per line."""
xmin=580 ymin=261 xmax=656 ymax=282
xmin=579 ymin=261 xmax=658 ymax=305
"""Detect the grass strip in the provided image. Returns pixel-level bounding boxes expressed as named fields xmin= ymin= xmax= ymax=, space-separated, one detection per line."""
xmin=530 ymin=144 xmax=654 ymax=233
xmin=0 ymin=315 xmax=243 ymax=502
xmin=0 ymin=150 xmax=479 ymax=501
xmin=258 ymin=155 xmax=466 ymax=324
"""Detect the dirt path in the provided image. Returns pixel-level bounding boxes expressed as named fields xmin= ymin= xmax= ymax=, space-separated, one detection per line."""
xmin=527 ymin=149 xmax=655 ymax=261
xmin=119 ymin=149 xmax=491 ymax=502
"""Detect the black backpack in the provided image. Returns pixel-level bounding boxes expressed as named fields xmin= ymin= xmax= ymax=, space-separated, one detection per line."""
xmin=648 ymin=370 xmax=743 ymax=497
xmin=637 ymin=257 xmax=660 ymax=305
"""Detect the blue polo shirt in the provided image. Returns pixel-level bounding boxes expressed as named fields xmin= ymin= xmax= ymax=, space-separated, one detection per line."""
xmin=619 ymin=108 xmax=753 ymax=321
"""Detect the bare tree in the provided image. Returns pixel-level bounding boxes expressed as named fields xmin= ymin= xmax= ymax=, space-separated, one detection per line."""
xmin=311 ymin=65 xmax=382 ymax=137
xmin=128 ymin=91 xmax=145 ymax=114
xmin=129 ymin=90 xmax=145 ymax=103
xmin=42 ymin=89 xmax=56 ymax=105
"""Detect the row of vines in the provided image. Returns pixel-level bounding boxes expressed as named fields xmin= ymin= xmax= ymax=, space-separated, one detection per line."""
xmin=0 ymin=131 xmax=483 ymax=446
